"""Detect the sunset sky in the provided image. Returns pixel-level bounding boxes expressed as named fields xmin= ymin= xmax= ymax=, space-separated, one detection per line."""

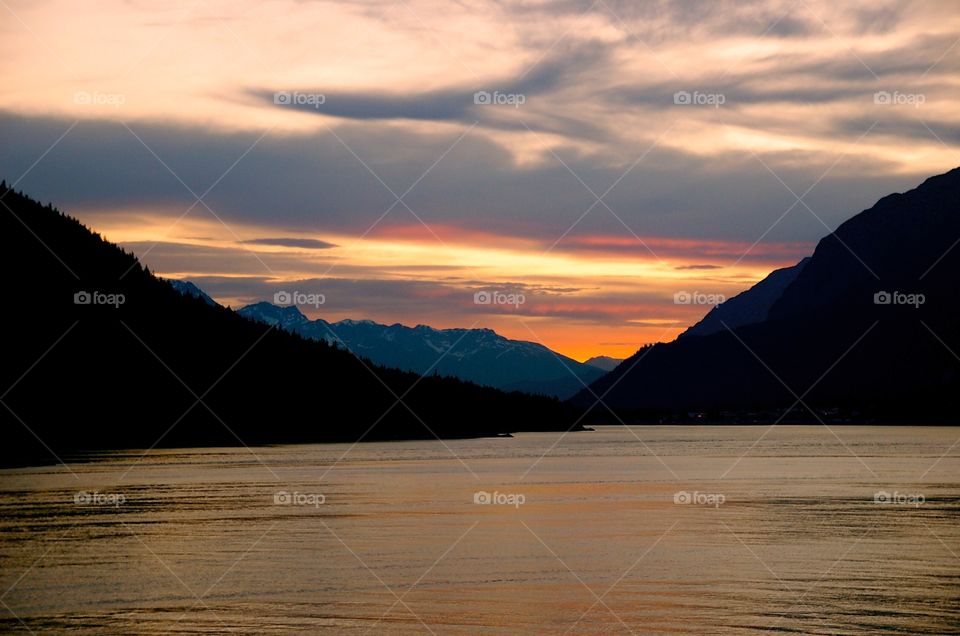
xmin=2 ymin=0 xmax=958 ymax=360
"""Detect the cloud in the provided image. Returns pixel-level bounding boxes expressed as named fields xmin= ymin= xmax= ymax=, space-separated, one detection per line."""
xmin=174 ymin=273 xmax=714 ymax=327
xmin=2 ymin=110 xmax=933 ymax=254
xmin=5 ymin=0 xmax=955 ymax=356
xmin=833 ymin=116 xmax=960 ymax=145
xmin=239 ymin=237 xmax=338 ymax=249
xmin=246 ymin=40 xmax=614 ymax=142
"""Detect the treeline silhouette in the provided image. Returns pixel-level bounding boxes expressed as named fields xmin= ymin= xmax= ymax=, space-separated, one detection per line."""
xmin=573 ymin=167 xmax=960 ymax=423
xmin=0 ymin=184 xmax=582 ymax=466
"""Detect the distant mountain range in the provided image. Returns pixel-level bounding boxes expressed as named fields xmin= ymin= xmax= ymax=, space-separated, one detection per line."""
xmin=574 ymin=167 xmax=960 ymax=422
xmin=235 ymin=302 xmax=604 ymax=398
xmin=0 ymin=183 xmax=581 ymax=465
xmin=583 ymin=356 xmax=623 ymax=372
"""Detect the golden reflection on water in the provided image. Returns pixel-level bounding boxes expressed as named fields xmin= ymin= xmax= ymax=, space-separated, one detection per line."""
xmin=0 ymin=426 xmax=958 ymax=634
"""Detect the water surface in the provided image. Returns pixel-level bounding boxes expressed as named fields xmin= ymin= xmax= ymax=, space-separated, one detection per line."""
xmin=1 ymin=425 xmax=958 ymax=634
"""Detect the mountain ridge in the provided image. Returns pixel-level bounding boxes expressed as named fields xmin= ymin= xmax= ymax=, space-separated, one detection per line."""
xmin=0 ymin=183 xmax=582 ymax=465
xmin=583 ymin=356 xmax=623 ymax=372
xmin=680 ymin=258 xmax=809 ymax=339
xmin=236 ymin=301 xmax=605 ymax=398
xmin=572 ymin=166 xmax=960 ymax=422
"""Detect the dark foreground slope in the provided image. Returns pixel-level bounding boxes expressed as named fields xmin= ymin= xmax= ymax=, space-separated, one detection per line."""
xmin=0 ymin=185 xmax=580 ymax=465
xmin=680 ymin=258 xmax=809 ymax=338
xmin=573 ymin=167 xmax=960 ymax=423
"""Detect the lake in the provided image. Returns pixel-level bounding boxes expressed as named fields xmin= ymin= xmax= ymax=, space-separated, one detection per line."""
xmin=1 ymin=425 xmax=958 ymax=634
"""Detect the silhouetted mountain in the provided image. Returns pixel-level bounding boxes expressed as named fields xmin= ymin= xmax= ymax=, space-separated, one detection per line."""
xmin=583 ymin=356 xmax=622 ymax=372
xmin=680 ymin=258 xmax=809 ymax=338
xmin=166 ymin=279 xmax=219 ymax=307
xmin=237 ymin=302 xmax=604 ymax=398
xmin=0 ymin=184 xmax=582 ymax=466
xmin=572 ymin=167 xmax=960 ymax=422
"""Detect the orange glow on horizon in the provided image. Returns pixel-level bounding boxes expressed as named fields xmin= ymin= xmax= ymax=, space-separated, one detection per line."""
xmin=79 ymin=210 xmax=806 ymax=359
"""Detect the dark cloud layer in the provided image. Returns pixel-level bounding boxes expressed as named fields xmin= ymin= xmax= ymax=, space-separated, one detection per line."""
xmin=248 ymin=41 xmax=614 ymax=142
xmin=1 ymin=110 xmax=929 ymax=251
xmin=175 ymin=273 xmax=696 ymax=327
xmin=239 ymin=237 xmax=338 ymax=249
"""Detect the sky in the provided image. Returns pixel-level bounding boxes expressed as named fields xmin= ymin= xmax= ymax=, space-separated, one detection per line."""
xmin=1 ymin=0 xmax=958 ymax=361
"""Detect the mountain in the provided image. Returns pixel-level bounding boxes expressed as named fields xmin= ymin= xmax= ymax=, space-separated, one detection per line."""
xmin=680 ymin=258 xmax=809 ymax=338
xmin=583 ymin=356 xmax=622 ymax=372
xmin=237 ymin=302 xmax=605 ymax=398
xmin=0 ymin=184 xmax=582 ymax=465
xmin=166 ymin=279 xmax=219 ymax=306
xmin=572 ymin=167 xmax=960 ymax=422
